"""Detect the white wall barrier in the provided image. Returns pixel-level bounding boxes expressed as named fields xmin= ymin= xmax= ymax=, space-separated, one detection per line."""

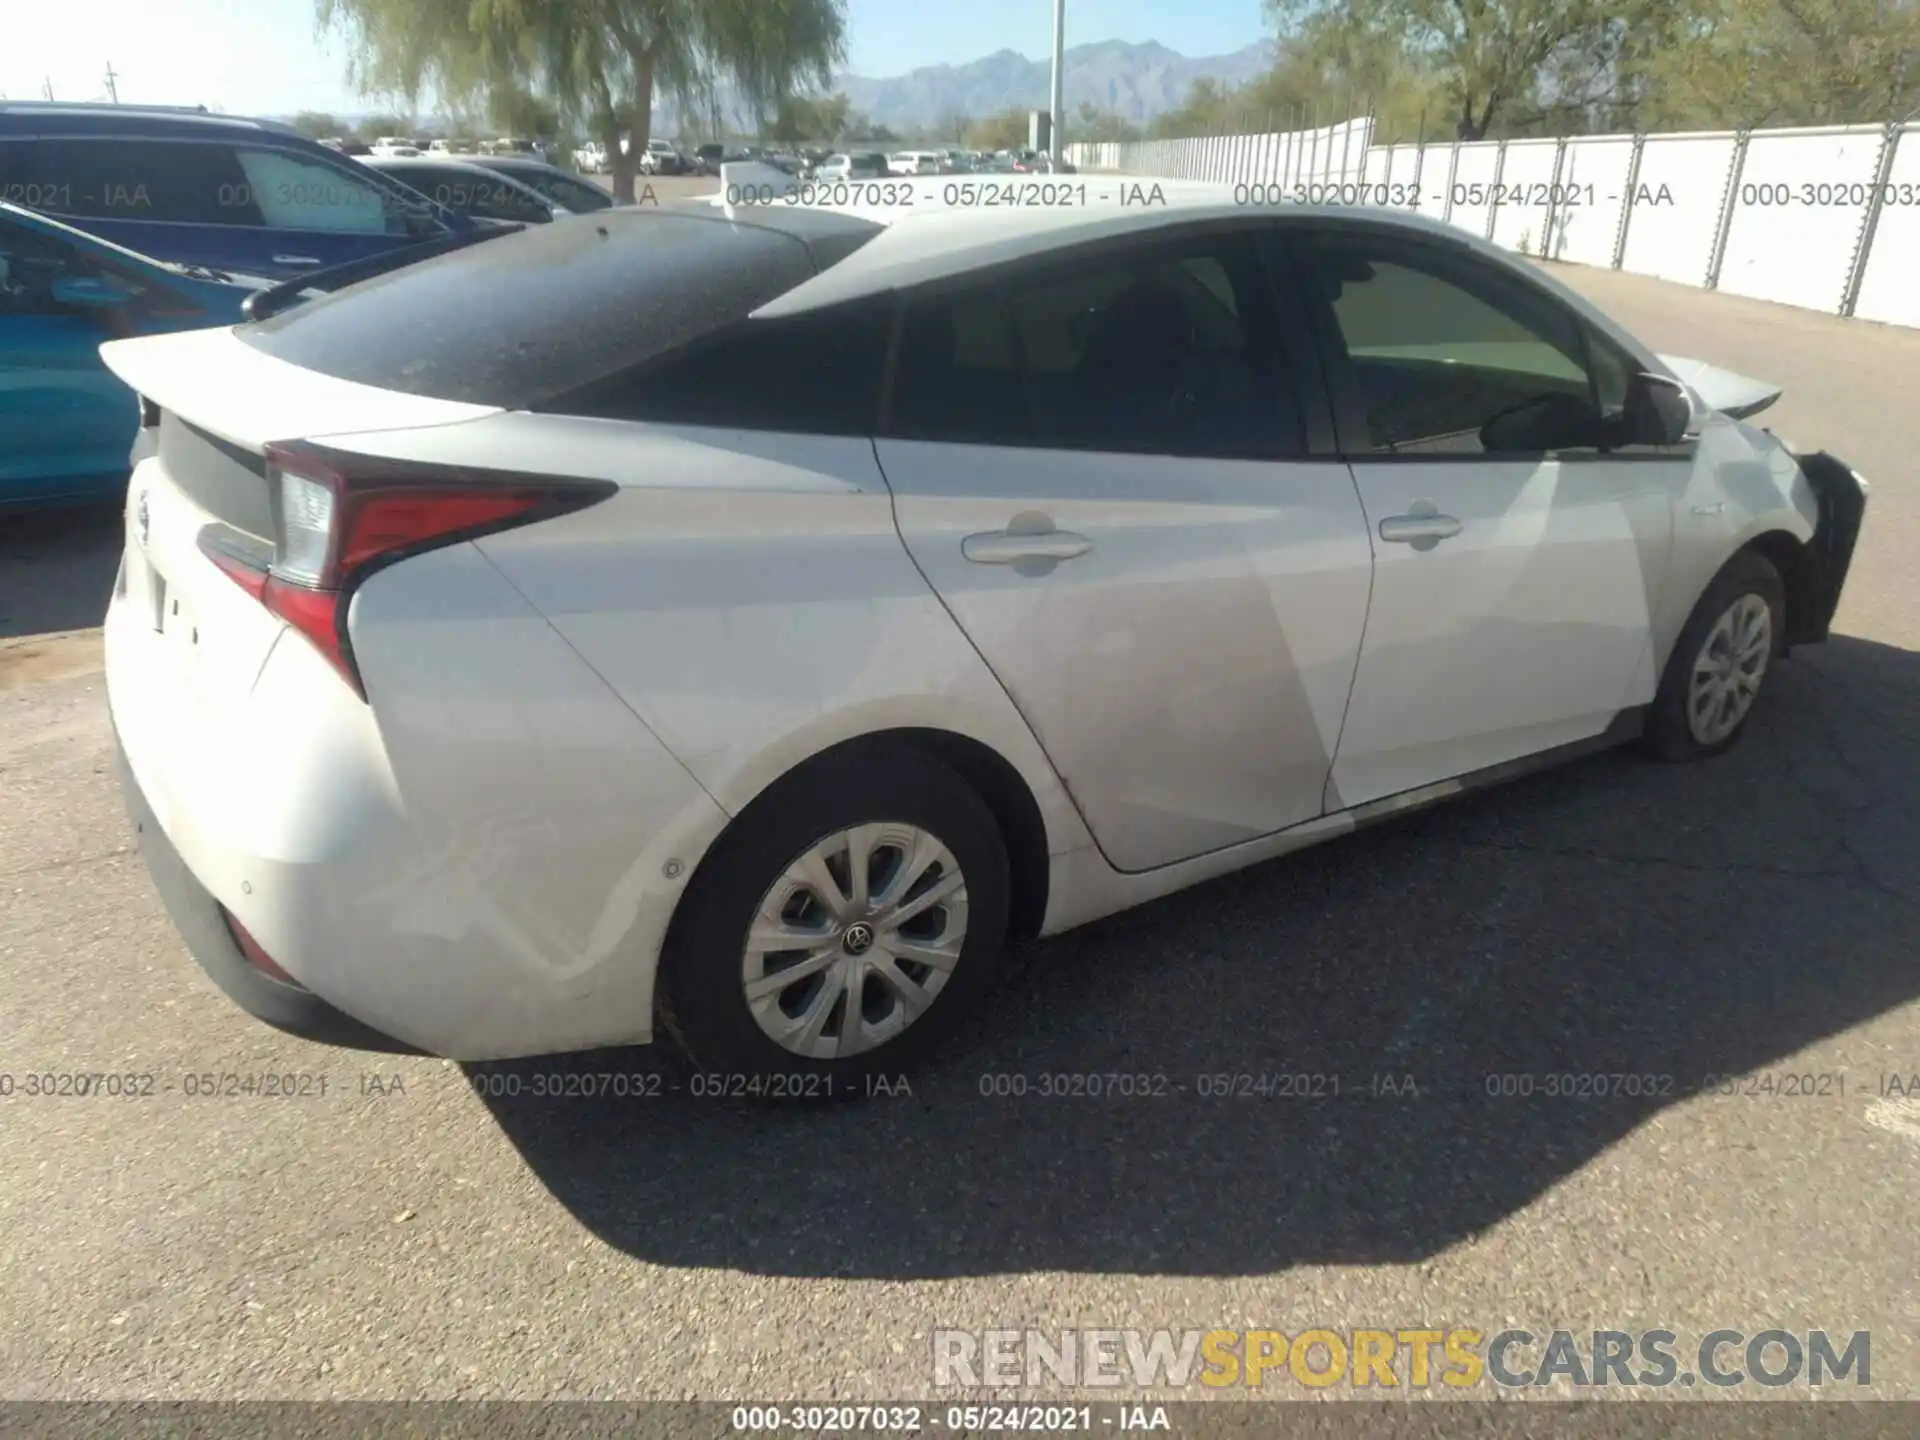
xmin=1065 ymin=120 xmax=1920 ymax=329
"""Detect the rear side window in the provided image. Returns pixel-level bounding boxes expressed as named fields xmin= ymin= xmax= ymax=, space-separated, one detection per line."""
xmin=888 ymin=229 xmax=1306 ymax=459
xmin=0 ymin=138 xmax=412 ymax=234
xmin=510 ymin=171 xmax=613 ymax=213
xmin=236 ymin=148 xmax=400 ymax=234
xmin=237 ymin=211 xmax=825 ymax=406
xmin=543 ymin=297 xmax=894 ymax=435
xmin=385 ymin=166 xmax=550 ymax=223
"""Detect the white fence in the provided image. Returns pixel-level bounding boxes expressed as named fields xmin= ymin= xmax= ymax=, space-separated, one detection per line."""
xmin=1067 ymin=121 xmax=1920 ymax=330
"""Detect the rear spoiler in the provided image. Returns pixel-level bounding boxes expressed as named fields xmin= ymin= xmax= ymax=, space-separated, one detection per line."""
xmin=241 ymin=223 xmax=524 ymax=323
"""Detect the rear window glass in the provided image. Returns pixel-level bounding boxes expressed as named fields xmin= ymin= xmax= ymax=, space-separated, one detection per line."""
xmin=236 ymin=210 xmax=830 ymax=407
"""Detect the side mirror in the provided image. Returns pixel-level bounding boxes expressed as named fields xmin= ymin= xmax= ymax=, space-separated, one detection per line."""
xmin=1628 ymin=372 xmax=1694 ymax=446
xmin=51 ymin=274 xmax=133 ymax=309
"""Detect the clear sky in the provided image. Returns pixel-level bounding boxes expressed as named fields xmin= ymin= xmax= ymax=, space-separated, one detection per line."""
xmin=1 ymin=0 xmax=1273 ymax=117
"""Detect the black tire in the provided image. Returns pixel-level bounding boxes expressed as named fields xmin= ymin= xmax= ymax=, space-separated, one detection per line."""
xmin=1642 ymin=549 xmax=1785 ymax=762
xmin=657 ymin=742 xmax=1010 ymax=1095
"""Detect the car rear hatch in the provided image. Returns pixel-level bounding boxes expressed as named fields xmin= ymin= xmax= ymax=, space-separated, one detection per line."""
xmin=100 ymin=206 xmax=881 ymax=744
xmin=100 ymin=324 xmax=500 ymax=832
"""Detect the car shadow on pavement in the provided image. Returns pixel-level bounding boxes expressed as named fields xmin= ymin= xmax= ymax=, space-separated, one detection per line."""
xmin=0 ymin=501 xmax=123 ymax=640
xmin=470 ymin=631 xmax=1919 ymax=1279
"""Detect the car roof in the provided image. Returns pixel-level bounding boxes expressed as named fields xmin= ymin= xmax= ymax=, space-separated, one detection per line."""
xmin=747 ymin=190 xmax=1627 ymax=328
xmin=473 ymin=155 xmax=567 ymax=174
xmin=373 ymin=155 xmax=517 ymax=174
xmin=0 ymin=101 xmax=299 ymax=140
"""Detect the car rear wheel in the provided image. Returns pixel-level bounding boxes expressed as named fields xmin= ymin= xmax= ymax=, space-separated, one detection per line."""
xmin=658 ymin=744 xmax=1010 ymax=1094
xmin=1643 ymin=550 xmax=1785 ymax=761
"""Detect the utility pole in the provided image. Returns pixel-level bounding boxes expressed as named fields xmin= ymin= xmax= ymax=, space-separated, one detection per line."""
xmin=103 ymin=62 xmax=120 ymax=103
xmin=1048 ymin=0 xmax=1065 ymax=165
xmin=43 ymin=76 xmax=56 ymax=101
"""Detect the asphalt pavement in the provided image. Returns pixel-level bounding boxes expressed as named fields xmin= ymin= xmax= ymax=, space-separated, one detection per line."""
xmin=1 ymin=250 xmax=1916 ymax=1405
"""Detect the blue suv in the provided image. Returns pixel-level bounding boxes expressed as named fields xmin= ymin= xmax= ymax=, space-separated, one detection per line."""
xmin=0 ymin=103 xmax=487 ymax=281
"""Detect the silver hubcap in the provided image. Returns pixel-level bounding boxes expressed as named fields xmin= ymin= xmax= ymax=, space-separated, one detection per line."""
xmin=1687 ymin=592 xmax=1771 ymax=745
xmin=742 ymin=823 xmax=969 ymax=1059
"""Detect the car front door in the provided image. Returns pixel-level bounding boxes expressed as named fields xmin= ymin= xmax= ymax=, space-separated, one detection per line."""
xmin=1284 ymin=223 xmax=1688 ymax=810
xmin=0 ymin=138 xmax=447 ymax=279
xmin=0 ymin=215 xmax=153 ymax=496
xmin=875 ymin=225 xmax=1375 ymax=873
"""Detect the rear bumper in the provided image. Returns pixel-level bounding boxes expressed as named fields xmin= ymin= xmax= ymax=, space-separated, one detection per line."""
xmin=104 ymin=496 xmax=733 ymax=1061
xmin=112 ymin=715 xmax=416 ymax=1053
xmin=1786 ymin=451 xmax=1869 ymax=645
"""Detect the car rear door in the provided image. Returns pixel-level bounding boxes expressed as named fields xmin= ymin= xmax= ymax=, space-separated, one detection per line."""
xmin=1282 ymin=221 xmax=1685 ymax=809
xmin=875 ymin=224 xmax=1375 ymax=873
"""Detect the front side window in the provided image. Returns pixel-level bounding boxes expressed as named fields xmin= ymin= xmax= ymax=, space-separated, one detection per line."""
xmin=1298 ymin=233 xmax=1601 ymax=455
xmin=889 ymin=229 xmax=1305 ymax=459
xmin=0 ymin=218 xmax=153 ymax=316
xmin=0 ymin=138 xmax=252 ymax=225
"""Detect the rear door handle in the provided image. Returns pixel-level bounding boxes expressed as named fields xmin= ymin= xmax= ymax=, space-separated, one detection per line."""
xmin=1378 ymin=499 xmax=1463 ymax=549
xmin=272 ymin=254 xmax=323 ymax=267
xmin=962 ymin=530 xmax=1092 ymax=564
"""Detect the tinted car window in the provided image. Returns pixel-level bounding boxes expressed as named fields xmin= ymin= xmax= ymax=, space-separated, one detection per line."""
xmin=1297 ymin=233 xmax=1600 ymax=455
xmin=0 ymin=219 xmax=154 ymax=316
xmin=0 ymin=138 xmax=416 ymax=235
xmin=0 ymin=138 xmax=253 ymax=224
xmin=236 ymin=148 xmax=402 ymax=234
xmin=889 ymin=229 xmax=1304 ymax=459
xmin=382 ymin=165 xmax=550 ymax=223
xmin=502 ymin=169 xmax=614 ymax=212
xmin=237 ymin=210 xmax=826 ymax=406
xmin=544 ymin=296 xmax=893 ymax=434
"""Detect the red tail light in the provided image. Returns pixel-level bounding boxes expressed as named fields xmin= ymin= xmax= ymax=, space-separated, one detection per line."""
xmin=198 ymin=441 xmax=614 ymax=698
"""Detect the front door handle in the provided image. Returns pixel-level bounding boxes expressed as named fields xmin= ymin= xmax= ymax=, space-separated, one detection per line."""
xmin=272 ymin=254 xmax=323 ymax=267
xmin=962 ymin=512 xmax=1092 ymax=571
xmin=1378 ymin=500 xmax=1463 ymax=549
xmin=962 ymin=530 xmax=1093 ymax=564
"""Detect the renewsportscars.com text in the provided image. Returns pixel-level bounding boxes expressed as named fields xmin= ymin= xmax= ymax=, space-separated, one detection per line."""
xmin=932 ymin=1327 xmax=1870 ymax=1390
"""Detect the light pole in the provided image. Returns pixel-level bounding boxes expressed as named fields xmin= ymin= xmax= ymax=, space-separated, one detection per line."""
xmin=1048 ymin=0 xmax=1065 ymax=165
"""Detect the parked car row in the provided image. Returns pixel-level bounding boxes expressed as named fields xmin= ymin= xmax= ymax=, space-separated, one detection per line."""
xmin=0 ymin=102 xmax=618 ymax=508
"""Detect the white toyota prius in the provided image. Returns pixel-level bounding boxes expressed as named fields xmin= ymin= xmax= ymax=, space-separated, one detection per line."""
xmin=99 ymin=196 xmax=1867 ymax=1088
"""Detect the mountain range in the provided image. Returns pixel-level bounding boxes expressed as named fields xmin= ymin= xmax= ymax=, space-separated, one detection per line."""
xmin=305 ymin=38 xmax=1277 ymax=134
xmin=829 ymin=39 xmax=1276 ymax=128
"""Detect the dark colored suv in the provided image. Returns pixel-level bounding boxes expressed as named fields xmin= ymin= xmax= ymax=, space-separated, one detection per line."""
xmin=0 ymin=103 xmax=487 ymax=281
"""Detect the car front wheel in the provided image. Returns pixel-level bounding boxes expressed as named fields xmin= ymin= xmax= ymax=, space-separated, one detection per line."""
xmin=658 ymin=743 xmax=1010 ymax=1093
xmin=1644 ymin=549 xmax=1785 ymax=760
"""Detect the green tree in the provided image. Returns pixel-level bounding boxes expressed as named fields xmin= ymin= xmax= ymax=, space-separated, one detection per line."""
xmin=1264 ymin=0 xmax=1681 ymax=140
xmin=487 ymin=81 xmax=563 ymax=139
xmin=964 ymin=108 xmax=1030 ymax=151
xmin=290 ymin=110 xmax=344 ymax=138
xmin=319 ymin=0 xmax=849 ymax=201
xmin=767 ymin=90 xmax=851 ymax=144
xmin=1071 ymin=101 xmax=1140 ymax=144
xmin=1636 ymin=0 xmax=1920 ymax=128
xmin=354 ymin=112 xmax=413 ymax=141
